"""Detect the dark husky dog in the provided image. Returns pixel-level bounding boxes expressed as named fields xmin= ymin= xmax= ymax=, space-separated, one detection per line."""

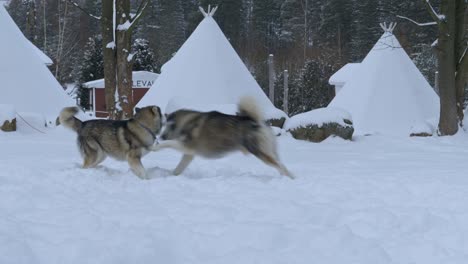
xmin=59 ymin=106 xmax=162 ymax=179
xmin=153 ymin=97 xmax=293 ymax=178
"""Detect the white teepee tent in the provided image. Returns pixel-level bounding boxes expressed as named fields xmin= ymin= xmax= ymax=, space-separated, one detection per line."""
xmin=328 ymin=23 xmax=439 ymax=136
xmin=137 ymin=7 xmax=286 ymax=120
xmin=0 ymin=5 xmax=74 ymax=123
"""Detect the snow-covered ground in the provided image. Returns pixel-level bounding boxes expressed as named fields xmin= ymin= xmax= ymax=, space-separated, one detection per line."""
xmin=2 ymin=122 xmax=468 ymax=264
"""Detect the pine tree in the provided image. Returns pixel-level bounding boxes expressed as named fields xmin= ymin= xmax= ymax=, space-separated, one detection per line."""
xmin=157 ymin=0 xmax=186 ymax=63
xmin=251 ymin=0 xmax=282 ymax=54
xmin=279 ymin=0 xmax=304 ymax=47
xmin=199 ymin=0 xmax=244 ymax=49
xmin=75 ymin=36 xmax=104 ymax=109
xmin=7 ymin=0 xmax=29 ymax=36
xmin=349 ymin=0 xmax=381 ymax=61
xmin=285 ymin=70 xmax=304 ymax=115
xmin=132 ymin=38 xmax=158 ymax=72
xmin=300 ymin=59 xmax=335 ymax=111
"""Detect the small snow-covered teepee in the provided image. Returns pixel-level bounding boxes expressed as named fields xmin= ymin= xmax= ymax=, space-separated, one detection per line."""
xmin=0 ymin=5 xmax=74 ymax=123
xmin=328 ymin=23 xmax=439 ymax=136
xmin=137 ymin=6 xmax=286 ymax=120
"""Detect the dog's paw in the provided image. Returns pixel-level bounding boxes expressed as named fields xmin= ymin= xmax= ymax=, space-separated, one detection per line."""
xmin=137 ymin=174 xmax=149 ymax=180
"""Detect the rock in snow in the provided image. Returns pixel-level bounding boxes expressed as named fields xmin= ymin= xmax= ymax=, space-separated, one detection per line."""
xmin=0 ymin=104 xmax=16 ymax=132
xmin=284 ymin=108 xmax=354 ymax=142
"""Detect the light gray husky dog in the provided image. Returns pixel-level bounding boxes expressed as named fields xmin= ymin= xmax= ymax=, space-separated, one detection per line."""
xmin=59 ymin=106 xmax=163 ymax=179
xmin=153 ymin=97 xmax=293 ymax=179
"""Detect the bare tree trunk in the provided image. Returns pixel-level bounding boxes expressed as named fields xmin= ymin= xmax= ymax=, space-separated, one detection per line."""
xmin=102 ymin=0 xmax=117 ymax=119
xmin=25 ymin=1 xmax=36 ymax=41
xmin=268 ymin=54 xmax=275 ymax=104
xmin=283 ymin=70 xmax=289 ymax=114
xmin=55 ymin=0 xmax=69 ymax=80
xmin=43 ymin=0 xmax=47 ymax=51
xmin=116 ymin=0 xmax=133 ymax=119
xmin=455 ymin=0 xmax=467 ymax=124
xmin=436 ymin=0 xmax=458 ymax=135
xmin=302 ymin=0 xmax=308 ymax=62
xmin=337 ymin=24 xmax=342 ymax=63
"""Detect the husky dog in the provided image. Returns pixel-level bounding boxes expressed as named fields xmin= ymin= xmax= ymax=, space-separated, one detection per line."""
xmin=59 ymin=106 xmax=162 ymax=179
xmin=153 ymin=97 xmax=293 ymax=179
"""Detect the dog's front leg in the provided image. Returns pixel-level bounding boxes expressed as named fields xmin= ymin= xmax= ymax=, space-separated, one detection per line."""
xmin=128 ymin=156 xmax=148 ymax=180
xmin=173 ymin=154 xmax=194 ymax=175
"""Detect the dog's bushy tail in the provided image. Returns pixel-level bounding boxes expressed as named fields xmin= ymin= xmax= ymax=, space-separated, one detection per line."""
xmin=238 ymin=96 xmax=264 ymax=123
xmin=59 ymin=107 xmax=82 ymax=132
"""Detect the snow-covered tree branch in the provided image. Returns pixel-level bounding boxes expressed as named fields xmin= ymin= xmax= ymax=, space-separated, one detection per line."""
xmin=396 ymin=15 xmax=437 ymax=26
xmin=67 ymin=0 xmax=101 ymax=20
xmin=422 ymin=0 xmax=442 ymax=24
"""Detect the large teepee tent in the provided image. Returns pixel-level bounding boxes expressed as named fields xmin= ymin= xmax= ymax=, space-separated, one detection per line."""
xmin=0 ymin=5 xmax=74 ymax=123
xmin=328 ymin=23 xmax=439 ymax=136
xmin=137 ymin=7 xmax=286 ymax=120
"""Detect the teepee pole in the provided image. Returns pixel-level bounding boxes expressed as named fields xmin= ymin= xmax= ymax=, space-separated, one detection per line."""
xmin=198 ymin=6 xmax=208 ymax=17
xmin=199 ymin=5 xmax=218 ymax=17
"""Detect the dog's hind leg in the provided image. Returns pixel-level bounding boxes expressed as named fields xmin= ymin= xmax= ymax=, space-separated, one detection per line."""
xmin=251 ymin=150 xmax=294 ymax=179
xmin=173 ymin=154 xmax=194 ymax=175
xmin=262 ymin=153 xmax=294 ymax=179
xmin=81 ymin=141 xmax=106 ymax=168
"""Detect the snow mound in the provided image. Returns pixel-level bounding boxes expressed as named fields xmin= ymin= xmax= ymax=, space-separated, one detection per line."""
xmin=284 ymin=107 xmax=352 ymax=131
xmin=0 ymin=104 xmax=15 ymax=122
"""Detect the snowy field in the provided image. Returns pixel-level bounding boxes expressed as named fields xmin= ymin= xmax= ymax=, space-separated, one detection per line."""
xmin=2 ymin=122 xmax=468 ymax=264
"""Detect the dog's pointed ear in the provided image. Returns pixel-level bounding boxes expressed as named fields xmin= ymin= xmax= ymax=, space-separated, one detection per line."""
xmin=151 ymin=106 xmax=161 ymax=116
xmin=134 ymin=107 xmax=141 ymax=114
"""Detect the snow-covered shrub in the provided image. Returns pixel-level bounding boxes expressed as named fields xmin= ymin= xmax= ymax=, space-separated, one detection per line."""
xmin=284 ymin=107 xmax=353 ymax=142
xmin=132 ymin=38 xmax=159 ymax=73
xmin=74 ymin=36 xmax=104 ymax=110
xmin=0 ymin=104 xmax=16 ymax=132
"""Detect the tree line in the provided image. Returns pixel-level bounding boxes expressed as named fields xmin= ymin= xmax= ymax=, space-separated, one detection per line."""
xmin=7 ymin=0 xmax=467 ymax=134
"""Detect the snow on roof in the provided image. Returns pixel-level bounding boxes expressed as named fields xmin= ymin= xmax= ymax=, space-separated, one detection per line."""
xmin=84 ymin=71 xmax=159 ymax=88
xmin=136 ymin=16 xmax=287 ymax=120
xmin=284 ymin=107 xmax=352 ymax=131
xmin=0 ymin=5 xmax=75 ymax=121
xmin=328 ymin=24 xmax=439 ymax=136
xmin=28 ymin=40 xmax=53 ymax=66
xmin=329 ymin=63 xmax=360 ymax=86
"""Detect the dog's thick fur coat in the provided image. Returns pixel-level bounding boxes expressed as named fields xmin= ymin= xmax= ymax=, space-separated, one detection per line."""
xmin=154 ymin=97 xmax=293 ymax=178
xmin=59 ymin=106 xmax=162 ymax=179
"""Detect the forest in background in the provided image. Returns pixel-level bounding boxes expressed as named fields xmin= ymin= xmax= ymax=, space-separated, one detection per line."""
xmin=7 ymin=0 xmax=438 ymax=115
